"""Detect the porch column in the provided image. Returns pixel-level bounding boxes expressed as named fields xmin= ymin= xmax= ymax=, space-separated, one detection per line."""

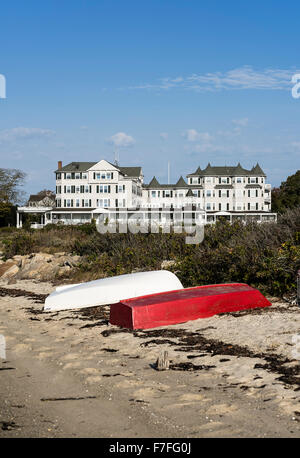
xmin=16 ymin=211 xmax=20 ymax=228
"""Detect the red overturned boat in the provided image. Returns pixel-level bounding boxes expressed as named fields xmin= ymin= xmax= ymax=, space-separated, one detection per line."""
xmin=110 ymin=283 xmax=271 ymax=330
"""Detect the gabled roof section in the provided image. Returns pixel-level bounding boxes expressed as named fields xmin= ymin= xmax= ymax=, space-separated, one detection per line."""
xmin=147 ymin=176 xmax=161 ymax=188
xmin=251 ymin=163 xmax=266 ymax=176
xmin=119 ymin=166 xmax=142 ymax=178
xmin=187 ymin=166 xmax=202 ymax=177
xmin=187 ymin=163 xmax=266 ymax=177
xmin=186 ymin=189 xmax=194 ymax=197
xmin=88 ymin=159 xmax=120 ymax=171
xmin=55 ymin=160 xmax=143 ymax=177
xmin=55 ymin=162 xmax=96 ymax=172
xmin=175 ymin=176 xmax=189 ymax=188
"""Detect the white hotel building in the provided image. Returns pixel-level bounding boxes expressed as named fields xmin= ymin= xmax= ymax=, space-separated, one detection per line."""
xmin=16 ymin=159 xmax=277 ymax=228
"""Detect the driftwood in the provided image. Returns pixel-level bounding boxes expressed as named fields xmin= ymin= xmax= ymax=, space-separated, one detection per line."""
xmin=155 ymin=351 xmax=169 ymax=371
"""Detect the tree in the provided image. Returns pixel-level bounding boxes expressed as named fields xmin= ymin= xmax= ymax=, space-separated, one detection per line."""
xmin=0 ymin=168 xmax=26 ymax=225
xmin=272 ymin=170 xmax=300 ymax=213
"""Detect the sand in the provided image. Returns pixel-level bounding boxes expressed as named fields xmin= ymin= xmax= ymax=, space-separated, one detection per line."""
xmin=0 ymin=278 xmax=299 ymax=438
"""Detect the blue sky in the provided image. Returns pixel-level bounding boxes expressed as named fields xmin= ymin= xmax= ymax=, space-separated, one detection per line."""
xmin=0 ymin=0 xmax=300 ymax=198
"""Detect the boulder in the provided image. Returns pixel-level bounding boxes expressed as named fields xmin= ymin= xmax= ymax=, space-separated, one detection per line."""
xmin=0 ymin=252 xmax=82 ymax=281
xmin=1 ymin=263 xmax=19 ymax=279
xmin=0 ymin=260 xmax=19 ymax=277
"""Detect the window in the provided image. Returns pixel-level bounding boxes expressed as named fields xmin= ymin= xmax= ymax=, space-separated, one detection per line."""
xmin=82 ymin=199 xmax=90 ymax=207
xmin=56 ymin=173 xmax=61 ymax=180
xmin=97 ymin=199 xmax=110 ymax=208
xmin=151 ymin=191 xmax=156 ymax=198
xmin=192 ymin=177 xmax=198 ymax=184
xmin=75 ymin=173 xmax=81 ymax=179
xmin=75 ymin=199 xmax=80 ymax=207
xmin=75 ymin=186 xmax=80 ymax=193
xmin=65 ymin=173 xmax=71 ymax=179
xmin=206 ymin=203 xmax=211 ymax=210
xmin=206 ymin=190 xmax=211 ymax=197
xmin=206 ymin=177 xmax=212 ymax=183
xmin=219 ymin=177 xmax=228 ymax=184
xmin=66 ymin=186 xmax=71 ymax=193
xmin=82 ymin=173 xmax=87 ymax=180
xmin=98 ymin=185 xmax=110 ymax=193
xmin=236 ymin=177 xmax=242 ymax=183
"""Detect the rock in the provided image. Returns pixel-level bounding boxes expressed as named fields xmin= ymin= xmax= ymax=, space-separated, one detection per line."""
xmin=161 ymin=260 xmax=176 ymax=270
xmin=1 ymin=263 xmax=19 ymax=279
xmin=0 ymin=260 xmax=19 ymax=278
xmin=57 ymin=266 xmax=71 ymax=278
xmin=0 ymin=252 xmax=81 ymax=282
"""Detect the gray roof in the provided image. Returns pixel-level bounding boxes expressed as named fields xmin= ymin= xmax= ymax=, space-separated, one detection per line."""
xmin=187 ymin=162 xmax=266 ymax=177
xmin=28 ymin=191 xmax=55 ymax=202
xmin=56 ymin=162 xmax=95 ymax=172
xmin=145 ymin=176 xmax=191 ymax=190
xmin=55 ymin=162 xmax=142 ymax=177
xmin=118 ymin=166 xmax=142 ymax=178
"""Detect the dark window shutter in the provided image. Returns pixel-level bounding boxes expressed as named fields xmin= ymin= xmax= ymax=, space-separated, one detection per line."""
xmin=108 ymin=185 xmax=111 ymax=193
xmin=116 ymin=185 xmax=118 ymax=193
xmin=111 ymin=172 xmax=113 ymax=179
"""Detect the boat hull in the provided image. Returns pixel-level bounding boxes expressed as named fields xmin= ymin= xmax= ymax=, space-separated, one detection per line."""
xmin=110 ymin=283 xmax=271 ymax=330
xmin=44 ymin=270 xmax=183 ymax=312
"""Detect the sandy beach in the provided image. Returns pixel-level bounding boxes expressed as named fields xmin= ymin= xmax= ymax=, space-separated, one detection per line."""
xmin=0 ymin=278 xmax=299 ymax=438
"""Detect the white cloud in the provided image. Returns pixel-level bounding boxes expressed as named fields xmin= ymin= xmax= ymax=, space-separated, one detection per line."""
xmin=0 ymin=127 xmax=54 ymax=142
xmin=132 ymin=66 xmax=300 ymax=92
xmin=160 ymin=132 xmax=168 ymax=140
xmin=232 ymin=118 xmax=249 ymax=127
xmin=290 ymin=141 xmax=300 ymax=152
xmin=183 ymin=129 xmax=212 ymax=142
xmin=108 ymin=132 xmax=135 ymax=148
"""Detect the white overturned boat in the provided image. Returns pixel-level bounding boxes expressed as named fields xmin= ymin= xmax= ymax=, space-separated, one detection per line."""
xmin=44 ymin=270 xmax=183 ymax=312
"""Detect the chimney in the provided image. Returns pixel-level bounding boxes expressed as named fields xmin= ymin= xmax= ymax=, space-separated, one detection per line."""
xmin=58 ymin=161 xmax=62 ymax=170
